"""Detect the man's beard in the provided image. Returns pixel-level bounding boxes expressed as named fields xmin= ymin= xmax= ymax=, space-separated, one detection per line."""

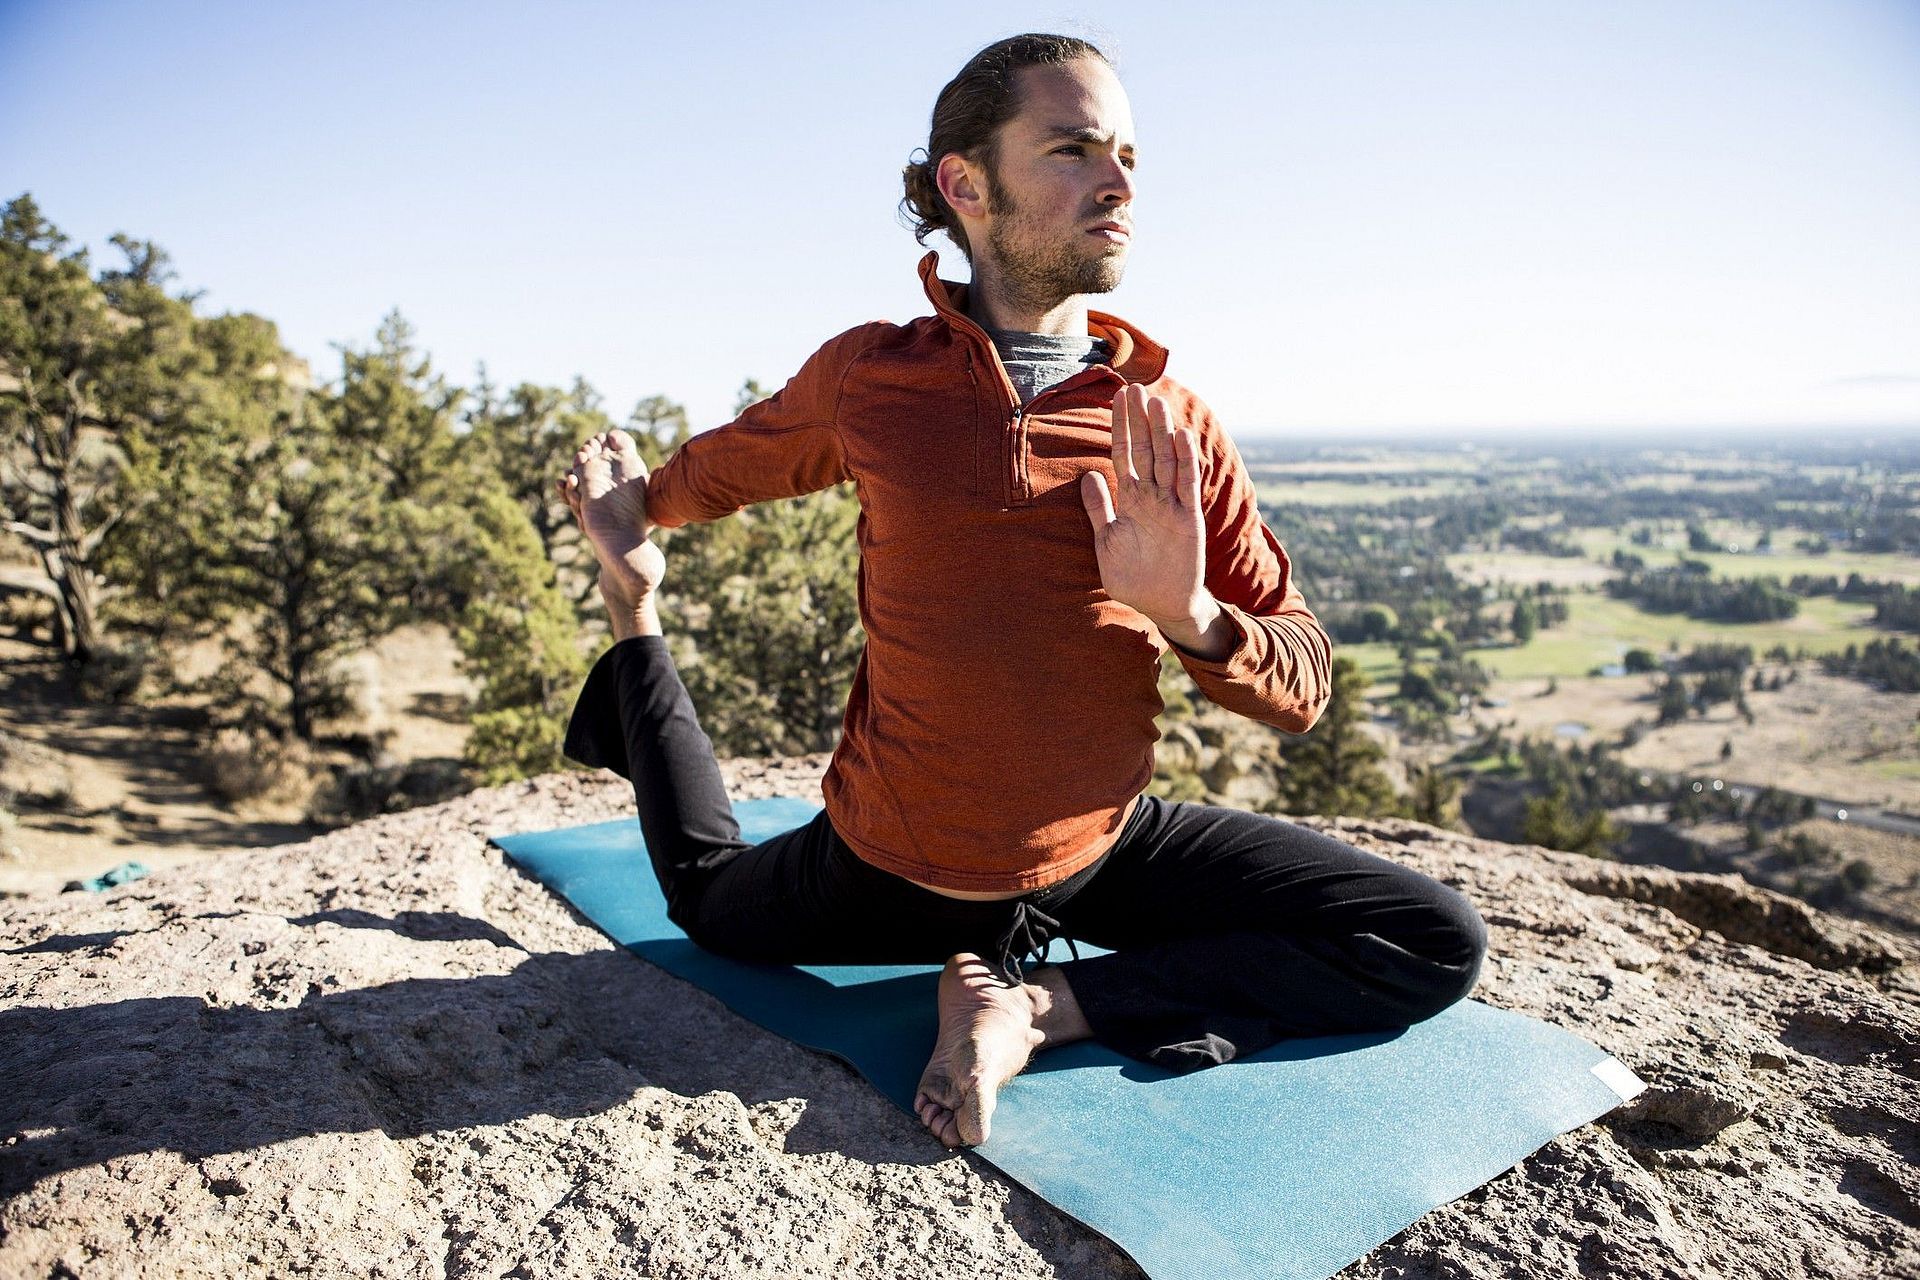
xmin=980 ymin=172 xmax=1125 ymax=311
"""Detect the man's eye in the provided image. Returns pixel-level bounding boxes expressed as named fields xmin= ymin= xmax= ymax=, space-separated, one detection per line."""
xmin=1120 ymin=156 xmax=1136 ymax=170
xmin=1057 ymin=145 xmax=1084 ymax=156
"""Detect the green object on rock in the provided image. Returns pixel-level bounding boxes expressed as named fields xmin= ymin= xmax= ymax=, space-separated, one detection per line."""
xmin=68 ymin=861 xmax=152 ymax=893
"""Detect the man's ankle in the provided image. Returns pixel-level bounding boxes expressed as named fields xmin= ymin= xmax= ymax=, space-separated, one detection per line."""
xmin=1026 ymin=966 xmax=1094 ymax=1048
xmin=608 ymin=595 xmax=663 ymax=641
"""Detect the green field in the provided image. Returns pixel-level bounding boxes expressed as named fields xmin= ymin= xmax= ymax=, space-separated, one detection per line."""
xmin=1680 ymin=548 xmax=1920 ymax=586
xmin=1255 ymin=480 xmax=1471 ymax=507
xmin=1864 ymin=758 xmax=1920 ymax=784
xmin=1445 ymin=551 xmax=1614 ymax=586
xmin=1246 ymin=452 xmax=1528 ymax=477
xmin=1341 ymin=641 xmax=1412 ymax=690
xmin=1231 ymin=456 xmax=1919 ymax=685
xmin=1568 ymin=525 xmax=1920 ymax=586
xmin=1467 ymin=592 xmax=1880 ymax=681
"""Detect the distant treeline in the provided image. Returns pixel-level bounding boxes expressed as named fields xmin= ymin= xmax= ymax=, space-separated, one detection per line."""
xmin=1821 ymin=638 xmax=1920 ymax=694
xmin=1603 ymin=562 xmax=1800 ymax=624
xmin=1268 ymin=492 xmax=1575 ymax=657
xmin=1781 ymin=572 xmax=1920 ymax=634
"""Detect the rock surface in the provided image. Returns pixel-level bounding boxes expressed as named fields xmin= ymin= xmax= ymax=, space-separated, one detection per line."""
xmin=3 ymin=760 xmax=1918 ymax=1279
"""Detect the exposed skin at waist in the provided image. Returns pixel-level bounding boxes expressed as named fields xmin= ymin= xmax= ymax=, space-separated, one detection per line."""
xmin=901 ymin=792 xmax=1142 ymax=900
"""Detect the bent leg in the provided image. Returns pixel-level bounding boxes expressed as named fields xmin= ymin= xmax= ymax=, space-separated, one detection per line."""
xmin=562 ymin=635 xmax=1012 ymax=962
xmin=562 ymin=635 xmax=755 ymax=934
xmin=1049 ymin=796 xmax=1489 ymax=1072
xmin=686 ymin=811 xmax=1017 ymax=966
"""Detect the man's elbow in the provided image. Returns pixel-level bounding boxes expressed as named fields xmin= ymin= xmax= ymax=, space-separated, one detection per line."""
xmin=1283 ymin=695 xmax=1328 ymax=735
xmin=1286 ymin=631 xmax=1335 ymax=733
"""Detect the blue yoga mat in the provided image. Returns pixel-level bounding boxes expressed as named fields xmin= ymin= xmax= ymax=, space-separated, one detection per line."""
xmin=492 ymin=798 xmax=1644 ymax=1280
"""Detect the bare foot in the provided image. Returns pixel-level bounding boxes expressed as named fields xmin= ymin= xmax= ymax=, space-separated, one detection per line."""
xmin=914 ymin=954 xmax=1046 ymax=1148
xmin=556 ymin=430 xmax=665 ymax=615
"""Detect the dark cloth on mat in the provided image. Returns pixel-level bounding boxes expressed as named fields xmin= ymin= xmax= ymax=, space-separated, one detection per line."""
xmin=564 ymin=635 xmax=1488 ymax=1073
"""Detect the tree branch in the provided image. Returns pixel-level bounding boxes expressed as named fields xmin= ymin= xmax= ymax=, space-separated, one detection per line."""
xmin=0 ymin=567 xmax=63 ymax=605
xmin=79 ymin=504 xmax=125 ymax=557
xmin=1 ymin=518 xmax=57 ymax=547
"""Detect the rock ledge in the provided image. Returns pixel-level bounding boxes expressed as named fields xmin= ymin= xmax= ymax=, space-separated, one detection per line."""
xmin=3 ymin=769 xmax=1917 ymax=1279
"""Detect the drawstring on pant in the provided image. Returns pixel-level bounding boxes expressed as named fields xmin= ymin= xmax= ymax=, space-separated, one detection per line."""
xmin=990 ymin=897 xmax=1081 ymax=987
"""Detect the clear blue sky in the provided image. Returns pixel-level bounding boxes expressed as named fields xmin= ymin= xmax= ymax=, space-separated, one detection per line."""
xmin=4 ymin=0 xmax=1917 ymax=439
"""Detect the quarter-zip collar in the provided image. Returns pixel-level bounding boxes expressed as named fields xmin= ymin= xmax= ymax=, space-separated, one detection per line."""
xmin=916 ymin=250 xmax=1169 ymax=385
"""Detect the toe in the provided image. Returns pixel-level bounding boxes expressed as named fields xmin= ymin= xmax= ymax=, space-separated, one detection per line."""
xmin=926 ymin=1108 xmax=959 ymax=1148
xmin=917 ymin=1064 xmax=954 ymax=1105
xmin=958 ymin=1096 xmax=991 ymax=1147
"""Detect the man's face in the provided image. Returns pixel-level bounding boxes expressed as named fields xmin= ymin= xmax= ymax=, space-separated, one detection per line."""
xmin=974 ymin=57 xmax=1137 ymax=304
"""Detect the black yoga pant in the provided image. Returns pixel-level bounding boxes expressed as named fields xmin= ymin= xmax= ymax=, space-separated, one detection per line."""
xmin=563 ymin=636 xmax=1490 ymax=1073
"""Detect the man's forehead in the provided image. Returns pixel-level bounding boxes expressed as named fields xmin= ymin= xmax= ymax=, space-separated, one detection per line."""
xmin=1008 ymin=61 xmax=1134 ymax=143
xmin=1036 ymin=122 xmax=1135 ymax=148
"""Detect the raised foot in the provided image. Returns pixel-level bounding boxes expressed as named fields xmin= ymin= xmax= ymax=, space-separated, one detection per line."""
xmin=557 ymin=429 xmax=666 ymax=613
xmin=913 ymin=953 xmax=1046 ymax=1149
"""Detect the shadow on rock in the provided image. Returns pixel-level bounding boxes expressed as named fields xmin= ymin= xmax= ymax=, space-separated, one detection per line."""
xmin=286 ymin=908 xmax=527 ymax=950
xmin=1 ymin=949 xmax=647 ymax=1196
xmin=2 ymin=929 xmax=986 ymax=1201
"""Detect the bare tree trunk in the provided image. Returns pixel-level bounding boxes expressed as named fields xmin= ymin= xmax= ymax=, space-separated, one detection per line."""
xmin=47 ymin=479 xmax=100 ymax=665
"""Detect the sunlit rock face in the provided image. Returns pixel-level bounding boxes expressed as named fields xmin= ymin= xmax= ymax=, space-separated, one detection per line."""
xmin=2 ymin=761 xmax=1916 ymax=1279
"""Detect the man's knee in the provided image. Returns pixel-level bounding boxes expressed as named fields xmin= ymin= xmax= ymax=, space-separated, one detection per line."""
xmin=675 ymin=901 xmax=749 ymax=959
xmin=1418 ymin=882 xmax=1489 ymax=1011
xmin=676 ymin=891 xmax=800 ymax=965
xmin=667 ymin=888 xmax=746 ymax=958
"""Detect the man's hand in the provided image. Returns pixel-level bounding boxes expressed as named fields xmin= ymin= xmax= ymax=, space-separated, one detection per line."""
xmin=1080 ymin=384 xmax=1210 ymax=631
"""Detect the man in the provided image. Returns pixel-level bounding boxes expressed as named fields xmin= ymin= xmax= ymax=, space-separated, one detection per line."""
xmin=557 ymin=33 xmax=1487 ymax=1150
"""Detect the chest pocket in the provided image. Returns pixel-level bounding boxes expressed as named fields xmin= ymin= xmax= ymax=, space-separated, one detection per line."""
xmin=1022 ymin=404 xmax=1122 ymax=507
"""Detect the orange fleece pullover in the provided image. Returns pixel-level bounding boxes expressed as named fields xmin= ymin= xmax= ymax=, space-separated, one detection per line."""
xmin=641 ymin=250 xmax=1334 ymax=892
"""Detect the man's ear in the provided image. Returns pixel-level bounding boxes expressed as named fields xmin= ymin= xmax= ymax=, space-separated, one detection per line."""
xmin=935 ymin=152 xmax=989 ymax=220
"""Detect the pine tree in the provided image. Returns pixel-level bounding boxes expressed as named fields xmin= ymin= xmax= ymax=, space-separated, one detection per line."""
xmin=100 ymin=309 xmax=297 ymax=648
xmin=0 ymin=195 xmax=204 ymax=664
xmin=205 ymin=396 xmax=405 ymax=741
xmin=330 ymin=312 xmax=468 ymax=623
xmin=1407 ymin=761 xmax=1463 ymax=829
xmin=668 ymin=483 xmax=863 ymax=757
xmin=332 ymin=310 xmax=461 ymax=504
xmin=1656 ymin=674 xmax=1691 ymax=726
xmin=1269 ymin=655 xmax=1406 ymax=819
xmin=627 ymin=393 xmax=692 ymax=456
xmin=1510 ymin=596 xmax=1538 ymax=644
xmin=466 ymin=378 xmax=572 ymax=558
xmin=1521 ymin=785 xmax=1618 ymax=857
xmin=452 ymin=483 xmax=588 ymax=783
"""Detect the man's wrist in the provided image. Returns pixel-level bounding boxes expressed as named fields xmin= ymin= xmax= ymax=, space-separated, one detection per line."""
xmin=1153 ymin=595 xmax=1235 ymax=662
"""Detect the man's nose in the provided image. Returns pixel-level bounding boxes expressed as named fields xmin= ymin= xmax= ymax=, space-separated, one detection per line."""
xmin=1096 ymin=154 xmax=1134 ymax=204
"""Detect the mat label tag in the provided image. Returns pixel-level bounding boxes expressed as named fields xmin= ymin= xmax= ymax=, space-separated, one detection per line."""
xmin=1589 ymin=1057 xmax=1647 ymax=1102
